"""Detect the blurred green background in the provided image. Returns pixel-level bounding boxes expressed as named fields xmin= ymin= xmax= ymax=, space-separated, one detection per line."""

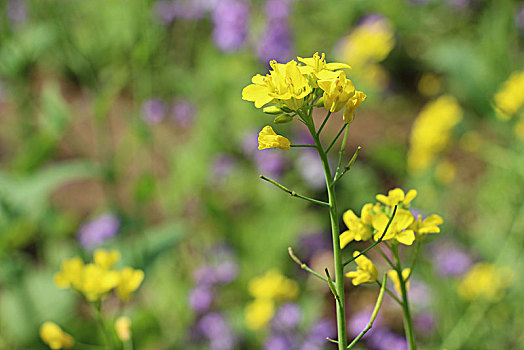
xmin=0 ymin=0 xmax=523 ymax=349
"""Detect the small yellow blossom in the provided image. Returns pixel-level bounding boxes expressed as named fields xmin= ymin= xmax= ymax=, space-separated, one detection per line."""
xmin=245 ymin=298 xmax=275 ymax=330
xmin=376 ymin=188 xmax=417 ymax=208
xmin=54 ymin=257 xmax=85 ymax=290
xmin=494 ymin=71 xmax=524 ymax=119
xmin=116 ymin=267 xmax=145 ymax=301
xmin=388 ymin=268 xmax=411 ymax=296
xmin=343 ymin=90 xmax=367 ymax=123
xmin=248 ymin=269 xmax=298 ymax=301
xmin=318 ymin=71 xmax=356 ymax=114
xmin=258 ymin=126 xmax=291 ymax=151
xmin=340 ymin=203 xmax=374 ymax=249
xmin=410 ymin=214 xmax=443 ymax=235
xmin=435 ymin=160 xmax=456 ymax=185
xmin=458 ymin=263 xmax=514 ymax=301
xmin=94 ymin=249 xmax=121 ymax=269
xmin=115 ymin=316 xmax=132 ymax=342
xmin=345 ymin=251 xmax=378 ymax=285
xmin=297 ymin=52 xmax=351 ymax=82
xmin=372 ymin=209 xmax=415 ymax=245
xmin=81 ymin=263 xmax=120 ymax=301
xmin=39 ymin=322 xmax=74 ymax=349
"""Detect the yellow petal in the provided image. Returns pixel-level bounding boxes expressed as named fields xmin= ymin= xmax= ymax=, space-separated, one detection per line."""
xmin=340 ymin=230 xmax=355 ymax=249
xmin=396 ymin=230 xmax=415 ymax=245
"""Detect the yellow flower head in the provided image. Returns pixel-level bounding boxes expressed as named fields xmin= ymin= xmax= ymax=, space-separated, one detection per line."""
xmin=54 ymin=257 xmax=85 ymax=290
xmin=115 ymin=316 xmax=132 ymax=342
xmin=245 ymin=298 xmax=275 ymax=330
xmin=345 ymin=251 xmax=378 ymax=285
xmin=248 ymin=269 xmax=298 ymax=301
xmin=242 ymin=60 xmax=312 ymax=110
xmin=81 ymin=263 xmax=121 ymax=301
xmin=458 ymin=263 xmax=514 ymax=301
xmin=39 ymin=322 xmax=74 ymax=350
xmin=410 ymin=214 xmax=443 ymax=235
xmin=343 ymin=90 xmax=367 ymax=123
xmin=388 ymin=268 xmax=411 ymax=296
xmin=494 ymin=71 xmax=524 ymax=119
xmin=371 ymin=209 xmax=415 ymax=245
xmin=376 ymin=188 xmax=417 ymax=208
xmin=318 ymin=71 xmax=356 ymax=114
xmin=116 ymin=267 xmax=144 ymax=301
xmin=340 ymin=203 xmax=374 ymax=249
xmin=297 ymin=52 xmax=351 ymax=82
xmin=258 ymin=126 xmax=291 ymax=151
xmin=94 ymin=249 xmax=121 ymax=270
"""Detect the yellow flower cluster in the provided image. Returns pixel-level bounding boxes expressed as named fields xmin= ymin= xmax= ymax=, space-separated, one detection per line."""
xmin=494 ymin=71 xmax=524 ymax=119
xmin=458 ymin=263 xmax=514 ymax=301
xmin=345 ymin=251 xmax=378 ymax=285
xmin=54 ymin=249 xmax=144 ymax=302
xmin=39 ymin=322 xmax=74 ymax=350
xmin=340 ymin=188 xmax=443 ymax=249
xmin=407 ymin=95 xmax=463 ymax=174
xmin=245 ymin=269 xmax=298 ymax=330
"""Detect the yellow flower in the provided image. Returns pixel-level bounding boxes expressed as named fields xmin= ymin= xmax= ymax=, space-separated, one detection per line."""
xmin=435 ymin=160 xmax=456 ymax=185
xmin=388 ymin=268 xmax=411 ymax=296
xmin=94 ymin=249 xmax=121 ymax=269
xmin=116 ymin=267 xmax=144 ymax=301
xmin=318 ymin=71 xmax=356 ymax=114
xmin=258 ymin=126 xmax=290 ymax=151
xmin=376 ymin=188 xmax=417 ymax=208
xmin=248 ymin=269 xmax=298 ymax=301
xmin=115 ymin=316 xmax=132 ymax=342
xmin=340 ymin=203 xmax=374 ymax=249
xmin=81 ymin=263 xmax=120 ymax=301
xmin=39 ymin=322 xmax=74 ymax=349
xmin=297 ymin=52 xmax=351 ymax=82
xmin=371 ymin=209 xmax=415 ymax=245
xmin=54 ymin=257 xmax=85 ymax=290
xmin=245 ymin=299 xmax=275 ymax=330
xmin=410 ymin=214 xmax=443 ymax=235
xmin=494 ymin=71 xmax=524 ymax=119
xmin=343 ymin=90 xmax=367 ymax=123
xmin=345 ymin=251 xmax=378 ymax=285
xmin=407 ymin=95 xmax=462 ymax=173
xmin=242 ymin=60 xmax=312 ymax=110
xmin=458 ymin=263 xmax=514 ymax=301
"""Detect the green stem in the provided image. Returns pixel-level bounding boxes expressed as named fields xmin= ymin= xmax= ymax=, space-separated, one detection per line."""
xmin=375 ymin=279 xmax=402 ymax=305
xmin=90 ymin=302 xmax=114 ymax=349
xmin=333 ymin=126 xmax=350 ymax=182
xmin=392 ymin=245 xmax=417 ymax=350
xmin=317 ymin=111 xmax=332 ymax=135
xmin=290 ymin=144 xmax=316 ymax=148
xmin=326 ymin=123 xmax=348 ymax=154
xmin=332 ymin=146 xmax=362 ymax=187
xmin=288 ymin=247 xmax=328 ymax=282
xmin=259 ymin=175 xmax=330 ymax=207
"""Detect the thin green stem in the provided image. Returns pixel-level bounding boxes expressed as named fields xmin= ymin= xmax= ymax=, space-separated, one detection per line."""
xmin=90 ymin=302 xmax=114 ymax=348
xmin=259 ymin=175 xmax=330 ymax=207
xmin=406 ymin=240 xmax=421 ymax=281
xmin=290 ymin=144 xmax=316 ymax=148
xmin=325 ymin=268 xmax=341 ymax=303
xmin=325 ymin=123 xmax=348 ymax=154
xmin=375 ymin=279 xmax=402 ymax=305
xmin=342 ymin=205 xmax=398 ymax=267
xmin=317 ymin=111 xmax=332 ymax=135
xmin=332 ymin=146 xmax=362 ymax=187
xmin=333 ymin=126 xmax=350 ymax=182
xmin=347 ymin=274 xmax=388 ymax=349
xmin=392 ymin=245 xmax=417 ymax=350
xmin=376 ymin=245 xmax=397 ymax=270
xmin=288 ymin=247 xmax=328 ymax=282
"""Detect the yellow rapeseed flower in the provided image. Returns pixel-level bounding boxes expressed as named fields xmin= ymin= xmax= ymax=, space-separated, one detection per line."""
xmin=81 ymin=263 xmax=120 ymax=301
xmin=115 ymin=316 xmax=132 ymax=342
xmin=345 ymin=251 xmax=378 ymax=285
xmin=388 ymin=268 xmax=411 ymax=296
xmin=258 ymin=126 xmax=291 ymax=151
xmin=116 ymin=267 xmax=144 ymax=301
xmin=340 ymin=203 xmax=374 ymax=249
xmin=343 ymin=90 xmax=367 ymax=123
xmin=94 ymin=249 xmax=121 ymax=269
xmin=245 ymin=299 xmax=275 ymax=330
xmin=248 ymin=269 xmax=298 ymax=301
xmin=410 ymin=214 xmax=443 ymax=235
xmin=371 ymin=209 xmax=415 ymax=245
xmin=39 ymin=322 xmax=74 ymax=350
xmin=376 ymin=188 xmax=417 ymax=208
xmin=458 ymin=263 xmax=514 ymax=301
xmin=54 ymin=257 xmax=85 ymax=290
xmin=494 ymin=71 xmax=524 ymax=119
xmin=297 ymin=52 xmax=351 ymax=82
xmin=318 ymin=71 xmax=356 ymax=114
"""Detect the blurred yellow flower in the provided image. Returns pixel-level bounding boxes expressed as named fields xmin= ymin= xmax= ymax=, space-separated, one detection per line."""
xmin=117 ymin=267 xmax=145 ymax=301
xmin=458 ymin=263 xmax=514 ymax=301
xmin=376 ymin=188 xmax=417 ymax=208
xmin=245 ymin=298 xmax=275 ymax=330
xmin=81 ymin=263 xmax=120 ymax=301
xmin=53 ymin=257 xmax=85 ymax=290
xmin=340 ymin=203 xmax=374 ymax=248
xmin=248 ymin=269 xmax=298 ymax=301
xmin=115 ymin=316 xmax=132 ymax=342
xmin=494 ymin=71 xmax=524 ymax=119
xmin=388 ymin=268 xmax=411 ymax=296
xmin=39 ymin=322 xmax=74 ymax=350
xmin=408 ymin=95 xmax=462 ymax=173
xmin=417 ymin=73 xmax=442 ymax=97
xmin=435 ymin=160 xmax=456 ymax=185
xmin=410 ymin=214 xmax=443 ymax=235
xmin=372 ymin=209 xmax=415 ymax=245
xmin=94 ymin=249 xmax=121 ymax=269
xmin=258 ymin=126 xmax=290 ymax=151
xmin=345 ymin=251 xmax=378 ymax=285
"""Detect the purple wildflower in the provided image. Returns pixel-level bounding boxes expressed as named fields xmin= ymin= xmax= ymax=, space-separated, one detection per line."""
xmin=265 ymin=334 xmax=297 ymax=350
xmin=516 ymin=3 xmax=524 ymax=31
xmin=194 ymin=265 xmax=219 ymax=286
xmin=77 ymin=214 xmax=120 ymax=249
xmin=300 ymin=319 xmax=336 ymax=349
xmin=298 ymin=232 xmax=331 ymax=261
xmin=153 ymin=1 xmax=178 ymax=24
xmin=212 ymin=0 xmax=249 ymax=52
xmin=141 ymin=99 xmax=167 ymax=124
xmin=257 ymin=20 xmax=293 ymax=63
xmin=198 ymin=312 xmax=236 ymax=349
xmin=254 ymin=150 xmax=287 ymax=178
xmin=348 ymin=308 xmax=382 ymax=338
xmin=189 ymin=286 xmax=214 ymax=313
xmin=409 ymin=280 xmax=431 ymax=309
xmin=296 ymin=150 xmax=325 ymax=189
xmin=367 ymin=327 xmax=408 ymax=350
xmin=431 ymin=242 xmax=472 ymax=276
xmin=211 ymin=153 xmax=237 ymax=178
xmin=415 ymin=311 xmax=436 ymax=335
xmin=214 ymin=260 xmax=238 ymax=284
xmin=271 ymin=303 xmax=301 ymax=331
xmin=171 ymin=99 xmax=196 ymax=128
xmin=7 ymin=0 xmax=27 ymax=24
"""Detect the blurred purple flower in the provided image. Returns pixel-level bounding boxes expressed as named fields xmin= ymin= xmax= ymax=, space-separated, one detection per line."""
xmin=189 ymin=286 xmax=214 ymax=313
xmin=298 ymin=232 xmax=331 ymax=261
xmin=348 ymin=308 xmax=382 ymax=338
xmin=257 ymin=21 xmax=293 ymax=63
xmin=445 ymin=0 xmax=470 ymax=8
xmin=242 ymin=130 xmax=259 ymax=155
xmin=172 ymin=99 xmax=196 ymax=128
xmin=211 ymin=153 xmax=237 ymax=178
xmin=7 ymin=0 xmax=27 ymax=24
xmin=198 ymin=312 xmax=237 ymax=349
xmin=254 ymin=150 xmax=287 ymax=178
xmin=367 ymin=327 xmax=408 ymax=350
xmin=215 ymin=260 xmax=238 ymax=284
xmin=431 ymin=242 xmax=472 ymax=276
xmin=141 ymin=99 xmax=167 ymax=124
xmin=153 ymin=1 xmax=178 ymax=24
xmin=78 ymin=214 xmax=120 ymax=249
xmin=265 ymin=334 xmax=297 ymax=350
xmin=194 ymin=265 xmax=219 ymax=286
xmin=409 ymin=280 xmax=431 ymax=309
xmin=212 ymin=0 xmax=249 ymax=52
xmin=415 ymin=311 xmax=436 ymax=335
xmin=271 ymin=303 xmax=301 ymax=331
xmin=296 ymin=150 xmax=325 ymax=189
xmin=300 ymin=319 xmax=336 ymax=349
xmin=264 ymin=0 xmax=291 ymax=19
xmin=517 ymin=3 xmax=524 ymax=31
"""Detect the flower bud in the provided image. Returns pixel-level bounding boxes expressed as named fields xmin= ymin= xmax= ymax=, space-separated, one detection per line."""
xmin=263 ymin=106 xmax=282 ymax=115
xmin=315 ymin=97 xmax=324 ymax=107
xmin=273 ymin=114 xmax=294 ymax=124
